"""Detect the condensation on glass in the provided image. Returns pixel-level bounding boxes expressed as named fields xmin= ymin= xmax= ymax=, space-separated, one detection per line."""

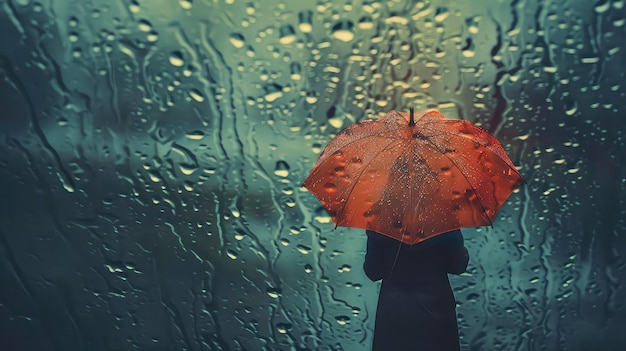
xmin=0 ymin=0 xmax=624 ymax=350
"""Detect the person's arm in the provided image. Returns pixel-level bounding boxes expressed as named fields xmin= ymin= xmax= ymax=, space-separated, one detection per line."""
xmin=443 ymin=230 xmax=469 ymax=275
xmin=363 ymin=231 xmax=396 ymax=281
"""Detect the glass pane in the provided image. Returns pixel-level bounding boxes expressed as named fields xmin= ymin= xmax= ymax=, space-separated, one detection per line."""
xmin=1 ymin=0 xmax=624 ymax=350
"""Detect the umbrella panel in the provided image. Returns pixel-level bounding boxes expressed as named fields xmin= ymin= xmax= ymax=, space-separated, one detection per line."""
xmin=303 ymin=110 xmax=523 ymax=244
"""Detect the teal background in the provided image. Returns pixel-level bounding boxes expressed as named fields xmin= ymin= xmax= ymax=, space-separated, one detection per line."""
xmin=0 ymin=0 xmax=624 ymax=350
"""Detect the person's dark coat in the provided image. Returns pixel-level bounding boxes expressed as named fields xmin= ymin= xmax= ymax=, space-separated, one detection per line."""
xmin=363 ymin=229 xmax=469 ymax=351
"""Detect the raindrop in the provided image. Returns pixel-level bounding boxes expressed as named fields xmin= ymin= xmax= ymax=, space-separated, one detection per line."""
xmin=335 ymin=316 xmax=351 ymax=325
xmin=385 ymin=13 xmax=409 ymax=25
xmin=69 ymin=32 xmax=79 ymax=42
xmin=265 ymin=91 xmax=283 ymax=102
xmin=434 ymin=7 xmax=450 ymax=22
xmin=290 ymin=62 xmax=302 ymax=80
xmin=169 ymin=51 xmax=184 ymax=67
xmin=594 ymin=0 xmax=611 ymax=13
xmin=179 ymin=163 xmax=198 ymax=175
xmin=266 ymin=287 xmax=281 ymax=299
xmin=230 ymin=33 xmax=245 ymax=48
xmin=467 ymin=293 xmax=480 ymax=302
xmin=129 ymin=1 xmax=140 ymax=13
xmin=358 ymin=16 xmax=374 ymax=30
xmin=149 ymin=171 xmax=163 ymax=183
xmin=264 ymin=83 xmax=283 ymax=102
xmin=147 ymin=31 xmax=159 ymax=42
xmin=466 ymin=16 xmax=480 ymax=34
xmin=185 ymin=130 xmax=205 ymax=140
xmin=567 ymin=166 xmax=580 ymax=174
xmin=274 ymin=160 xmax=290 ymax=177
xmin=312 ymin=142 xmax=322 ymax=154
xmin=338 ymin=264 xmax=352 ymax=273
xmin=276 ymin=323 xmax=292 ymax=334
xmin=189 ymin=89 xmax=204 ymax=102
xmin=580 ymin=56 xmax=599 ymax=64
xmin=314 ymin=207 xmax=332 ymax=224
xmin=279 ymin=24 xmax=296 ymax=45
xmin=179 ymin=0 xmax=192 ymax=9
xmin=298 ymin=10 xmax=313 ymax=33
xmin=226 ymin=249 xmax=238 ymax=260
xmin=245 ymin=3 xmax=255 ymax=15
xmin=68 ymin=16 xmax=79 ymax=27
xmin=461 ymin=38 xmax=475 ymax=58
xmin=331 ymin=20 xmax=355 ymax=42
xmin=305 ymin=91 xmax=318 ymax=104
xmin=137 ymin=19 xmax=153 ymax=32
xmin=564 ymin=98 xmax=578 ymax=115
xmin=297 ymin=244 xmax=311 ymax=254
xmin=323 ymin=182 xmax=337 ymax=193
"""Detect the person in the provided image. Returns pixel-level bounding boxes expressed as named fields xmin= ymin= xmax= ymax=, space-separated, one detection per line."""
xmin=363 ymin=229 xmax=469 ymax=351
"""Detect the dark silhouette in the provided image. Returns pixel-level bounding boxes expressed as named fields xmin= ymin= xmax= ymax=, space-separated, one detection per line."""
xmin=363 ymin=229 xmax=469 ymax=351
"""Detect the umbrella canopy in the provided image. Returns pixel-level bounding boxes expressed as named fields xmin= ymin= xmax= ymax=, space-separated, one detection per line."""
xmin=302 ymin=109 xmax=524 ymax=245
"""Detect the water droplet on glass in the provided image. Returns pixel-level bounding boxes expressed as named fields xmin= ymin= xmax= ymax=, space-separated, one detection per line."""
xmin=338 ymin=264 xmax=352 ymax=273
xmin=385 ymin=14 xmax=408 ymax=25
xmin=297 ymin=244 xmax=311 ymax=255
xmin=137 ymin=19 xmax=152 ymax=32
xmin=290 ymin=62 xmax=302 ymax=80
xmin=335 ymin=316 xmax=351 ymax=325
xmin=68 ymin=32 xmax=79 ymax=42
xmin=274 ymin=161 xmax=289 ymax=177
xmin=358 ymin=16 xmax=374 ymax=29
xmin=279 ymin=24 xmax=296 ymax=45
xmin=189 ymin=89 xmax=204 ymax=102
xmin=185 ymin=130 xmax=205 ymax=140
xmin=331 ymin=20 xmax=355 ymax=42
xmin=179 ymin=0 xmax=192 ymax=9
xmin=264 ymin=83 xmax=283 ymax=102
xmin=276 ymin=323 xmax=292 ymax=334
xmin=179 ymin=163 xmax=198 ymax=175
xmin=594 ymin=1 xmax=611 ymax=13
xmin=169 ymin=51 xmax=184 ymax=66
xmin=267 ymin=287 xmax=281 ymax=299
xmin=564 ymin=98 xmax=578 ymax=115
xmin=298 ymin=10 xmax=313 ymax=33
xmin=265 ymin=91 xmax=283 ymax=102
xmin=462 ymin=38 xmax=475 ymax=58
xmin=305 ymin=91 xmax=318 ymax=104
xmin=314 ymin=207 xmax=332 ymax=224
xmin=434 ymin=7 xmax=450 ymax=22
xmin=323 ymin=182 xmax=337 ymax=194
xmin=230 ymin=33 xmax=245 ymax=48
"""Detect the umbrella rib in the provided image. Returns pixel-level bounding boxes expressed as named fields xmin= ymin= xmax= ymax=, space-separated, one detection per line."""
xmin=439 ymin=120 xmax=523 ymax=179
xmin=333 ymin=138 xmax=404 ymax=227
xmin=408 ymin=140 xmax=425 ymax=241
xmin=319 ymin=127 xmax=403 ymax=159
xmin=419 ymin=134 xmax=495 ymax=227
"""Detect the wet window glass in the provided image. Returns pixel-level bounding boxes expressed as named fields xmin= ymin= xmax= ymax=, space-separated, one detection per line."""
xmin=1 ymin=0 xmax=624 ymax=349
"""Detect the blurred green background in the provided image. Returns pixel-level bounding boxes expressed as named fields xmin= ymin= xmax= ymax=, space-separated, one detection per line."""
xmin=1 ymin=0 xmax=625 ymax=350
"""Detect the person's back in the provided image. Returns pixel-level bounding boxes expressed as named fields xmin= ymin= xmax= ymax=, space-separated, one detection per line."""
xmin=363 ymin=230 xmax=469 ymax=351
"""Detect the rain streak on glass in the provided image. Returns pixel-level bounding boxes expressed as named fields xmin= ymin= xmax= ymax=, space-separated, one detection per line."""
xmin=0 ymin=0 xmax=624 ymax=350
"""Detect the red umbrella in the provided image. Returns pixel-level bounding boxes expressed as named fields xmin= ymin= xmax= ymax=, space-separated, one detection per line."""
xmin=302 ymin=109 xmax=523 ymax=245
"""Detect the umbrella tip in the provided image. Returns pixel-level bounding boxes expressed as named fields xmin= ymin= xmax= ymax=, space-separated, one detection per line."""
xmin=409 ymin=107 xmax=415 ymax=126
